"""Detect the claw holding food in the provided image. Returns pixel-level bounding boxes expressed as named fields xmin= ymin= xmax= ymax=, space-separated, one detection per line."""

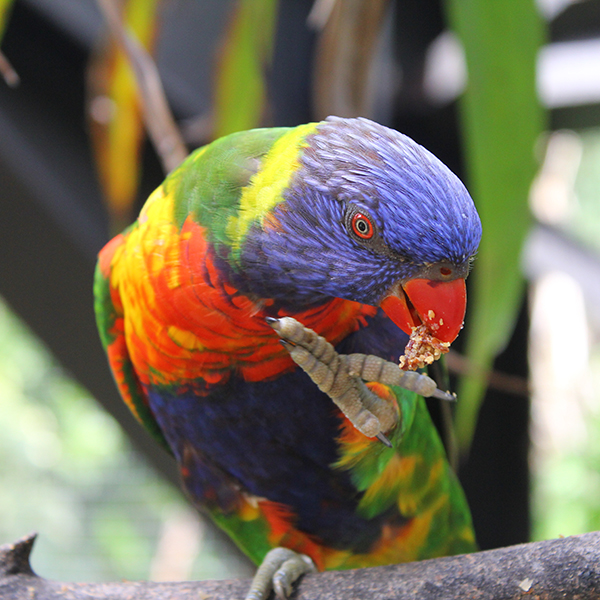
xmin=267 ymin=317 xmax=455 ymax=443
xmin=269 ymin=316 xmax=391 ymax=438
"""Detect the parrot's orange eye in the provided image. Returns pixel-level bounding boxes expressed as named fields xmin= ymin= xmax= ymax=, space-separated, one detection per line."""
xmin=440 ymin=267 xmax=452 ymax=276
xmin=351 ymin=213 xmax=374 ymax=239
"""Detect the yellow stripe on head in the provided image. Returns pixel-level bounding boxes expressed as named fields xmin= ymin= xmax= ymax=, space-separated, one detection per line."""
xmin=225 ymin=122 xmax=318 ymax=253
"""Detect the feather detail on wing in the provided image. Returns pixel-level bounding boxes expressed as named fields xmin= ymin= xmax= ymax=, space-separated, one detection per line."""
xmin=94 ymin=231 xmax=171 ymax=451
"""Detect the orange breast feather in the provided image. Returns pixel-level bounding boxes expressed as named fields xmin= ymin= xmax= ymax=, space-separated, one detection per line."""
xmin=106 ymin=188 xmax=377 ymax=391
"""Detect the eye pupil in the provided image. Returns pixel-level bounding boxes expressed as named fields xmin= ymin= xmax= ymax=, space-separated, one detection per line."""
xmin=351 ymin=213 xmax=374 ymax=239
xmin=440 ymin=267 xmax=452 ymax=276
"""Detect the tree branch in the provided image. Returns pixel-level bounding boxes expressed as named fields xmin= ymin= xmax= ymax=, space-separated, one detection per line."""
xmin=446 ymin=349 xmax=530 ymax=398
xmin=2 ymin=531 xmax=600 ymax=599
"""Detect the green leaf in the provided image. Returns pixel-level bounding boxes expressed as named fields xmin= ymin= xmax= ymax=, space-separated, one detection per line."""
xmin=444 ymin=0 xmax=546 ymax=452
xmin=0 ymin=0 xmax=14 ymax=41
xmin=213 ymin=0 xmax=279 ymax=138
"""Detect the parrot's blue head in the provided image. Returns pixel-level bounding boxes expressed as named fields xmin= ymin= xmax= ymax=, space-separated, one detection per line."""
xmin=238 ymin=117 xmax=482 ymax=344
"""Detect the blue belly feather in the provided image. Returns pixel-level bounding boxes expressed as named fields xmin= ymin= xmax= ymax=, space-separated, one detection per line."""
xmin=146 ymin=311 xmax=409 ymax=551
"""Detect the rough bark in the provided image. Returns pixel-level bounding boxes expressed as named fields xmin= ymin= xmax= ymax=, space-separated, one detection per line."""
xmin=2 ymin=531 xmax=600 ymax=599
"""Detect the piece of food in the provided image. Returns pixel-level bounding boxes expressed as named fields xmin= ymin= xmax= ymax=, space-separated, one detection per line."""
xmin=399 ymin=324 xmax=451 ymax=371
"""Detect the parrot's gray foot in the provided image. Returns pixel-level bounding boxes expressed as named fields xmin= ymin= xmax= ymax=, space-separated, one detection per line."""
xmin=245 ymin=547 xmax=316 ymax=600
xmin=268 ymin=316 xmax=455 ymax=445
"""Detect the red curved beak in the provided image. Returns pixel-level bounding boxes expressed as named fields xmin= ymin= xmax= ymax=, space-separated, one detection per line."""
xmin=380 ymin=278 xmax=467 ymax=344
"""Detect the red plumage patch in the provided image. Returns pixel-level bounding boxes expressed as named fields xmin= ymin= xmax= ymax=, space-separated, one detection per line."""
xmin=108 ymin=207 xmax=377 ymax=391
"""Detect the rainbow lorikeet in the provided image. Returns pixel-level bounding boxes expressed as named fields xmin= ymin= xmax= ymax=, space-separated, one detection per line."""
xmin=94 ymin=117 xmax=481 ymax=599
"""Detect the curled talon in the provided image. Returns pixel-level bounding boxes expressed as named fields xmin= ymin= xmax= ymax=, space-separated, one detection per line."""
xmin=269 ymin=317 xmax=390 ymax=438
xmin=269 ymin=317 xmax=452 ymax=400
xmin=376 ymin=432 xmax=393 ymax=448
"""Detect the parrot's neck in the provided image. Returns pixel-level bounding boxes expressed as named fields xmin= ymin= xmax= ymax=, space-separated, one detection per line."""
xmin=210 ymin=240 xmax=380 ymax=352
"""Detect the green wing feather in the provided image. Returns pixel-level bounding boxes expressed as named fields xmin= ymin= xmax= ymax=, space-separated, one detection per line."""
xmin=93 ymin=234 xmax=171 ymax=452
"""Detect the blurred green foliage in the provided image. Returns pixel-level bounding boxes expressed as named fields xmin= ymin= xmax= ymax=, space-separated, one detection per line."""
xmin=444 ymin=0 xmax=546 ymax=452
xmin=533 ymin=346 xmax=600 ymax=541
xmin=213 ymin=0 xmax=278 ymax=138
xmin=570 ymin=128 xmax=600 ymax=252
xmin=0 ymin=297 xmax=249 ymax=582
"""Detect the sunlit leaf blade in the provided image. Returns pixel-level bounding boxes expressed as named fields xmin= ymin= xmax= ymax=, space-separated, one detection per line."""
xmin=444 ymin=0 xmax=546 ymax=452
xmin=213 ymin=0 xmax=278 ymax=138
xmin=0 ymin=0 xmax=14 ymax=40
xmin=89 ymin=0 xmax=161 ymax=233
